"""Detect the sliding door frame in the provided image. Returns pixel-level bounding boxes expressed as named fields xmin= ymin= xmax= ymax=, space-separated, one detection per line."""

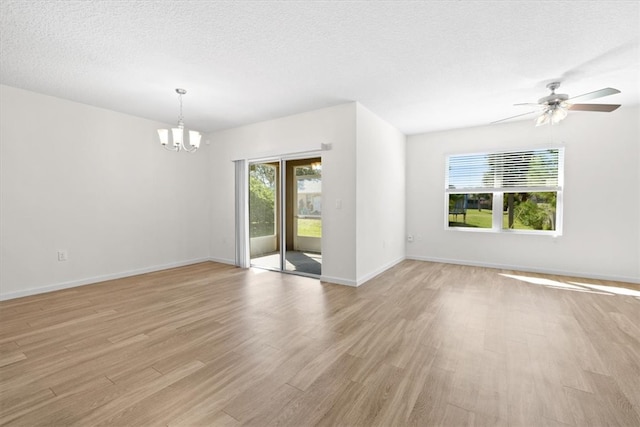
xmin=237 ymin=150 xmax=322 ymax=277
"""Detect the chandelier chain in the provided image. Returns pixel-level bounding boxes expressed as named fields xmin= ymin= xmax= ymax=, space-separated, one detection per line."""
xmin=177 ymin=92 xmax=184 ymax=127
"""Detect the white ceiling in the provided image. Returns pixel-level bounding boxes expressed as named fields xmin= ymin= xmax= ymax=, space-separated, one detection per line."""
xmin=1 ymin=1 xmax=638 ymax=135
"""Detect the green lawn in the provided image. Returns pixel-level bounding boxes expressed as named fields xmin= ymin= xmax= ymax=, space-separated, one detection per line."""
xmin=298 ymin=218 xmax=322 ymax=237
xmin=449 ymin=209 xmax=533 ymax=230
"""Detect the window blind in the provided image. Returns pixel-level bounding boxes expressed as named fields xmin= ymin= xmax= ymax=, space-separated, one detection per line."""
xmin=446 ymin=148 xmax=564 ymax=193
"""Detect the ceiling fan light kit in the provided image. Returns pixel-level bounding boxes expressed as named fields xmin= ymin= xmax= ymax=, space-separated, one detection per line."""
xmin=157 ymin=88 xmax=201 ymax=153
xmin=493 ymin=81 xmax=621 ymax=127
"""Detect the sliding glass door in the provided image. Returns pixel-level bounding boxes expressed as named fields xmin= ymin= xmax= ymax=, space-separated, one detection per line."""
xmin=248 ymin=157 xmax=322 ymax=277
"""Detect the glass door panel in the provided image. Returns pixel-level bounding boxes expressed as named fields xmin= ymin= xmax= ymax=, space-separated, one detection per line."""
xmin=284 ymin=160 xmax=322 ymax=276
xmin=249 ymin=162 xmax=280 ymax=271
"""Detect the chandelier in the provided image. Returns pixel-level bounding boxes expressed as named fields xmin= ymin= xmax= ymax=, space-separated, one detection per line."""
xmin=157 ymin=88 xmax=201 ymax=152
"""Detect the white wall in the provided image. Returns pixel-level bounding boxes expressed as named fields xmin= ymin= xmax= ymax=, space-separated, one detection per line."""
xmin=4 ymin=84 xmax=634 ymax=301
xmin=355 ymin=104 xmax=406 ymax=284
xmin=406 ymin=105 xmax=640 ymax=283
xmin=207 ymin=103 xmax=358 ymax=284
xmin=0 ymin=85 xmax=212 ymax=299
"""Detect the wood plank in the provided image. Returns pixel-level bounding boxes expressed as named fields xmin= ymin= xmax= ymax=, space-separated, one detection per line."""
xmin=0 ymin=260 xmax=638 ymax=426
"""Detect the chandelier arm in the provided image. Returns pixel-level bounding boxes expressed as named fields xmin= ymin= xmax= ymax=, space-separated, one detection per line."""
xmin=183 ymin=144 xmax=198 ymax=153
xmin=163 ymin=144 xmax=180 ymax=152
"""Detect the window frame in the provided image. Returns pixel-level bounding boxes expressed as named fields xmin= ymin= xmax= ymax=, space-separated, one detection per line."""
xmin=444 ymin=146 xmax=564 ymax=236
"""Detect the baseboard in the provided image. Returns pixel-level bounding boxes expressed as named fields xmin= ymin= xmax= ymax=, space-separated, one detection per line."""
xmin=356 ymin=256 xmax=406 ymax=286
xmin=6 ymin=254 xmax=632 ymax=301
xmin=208 ymin=256 xmax=236 ymax=266
xmin=320 ymin=256 xmax=407 ymax=288
xmin=320 ymin=275 xmax=358 ymax=287
xmin=406 ymin=255 xmax=640 ymax=284
xmin=0 ymin=257 xmax=213 ymax=301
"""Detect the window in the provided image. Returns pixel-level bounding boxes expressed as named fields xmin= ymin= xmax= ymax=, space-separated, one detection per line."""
xmin=445 ymin=147 xmax=564 ymax=234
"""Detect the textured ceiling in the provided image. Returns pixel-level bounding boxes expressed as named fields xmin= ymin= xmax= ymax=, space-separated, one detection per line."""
xmin=1 ymin=1 xmax=638 ymax=135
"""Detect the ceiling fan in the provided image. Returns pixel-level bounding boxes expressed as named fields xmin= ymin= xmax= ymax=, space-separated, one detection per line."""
xmin=492 ymin=82 xmax=621 ymax=126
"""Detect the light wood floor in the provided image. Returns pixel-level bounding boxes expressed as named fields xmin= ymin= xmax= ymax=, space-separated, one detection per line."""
xmin=1 ymin=261 xmax=639 ymax=426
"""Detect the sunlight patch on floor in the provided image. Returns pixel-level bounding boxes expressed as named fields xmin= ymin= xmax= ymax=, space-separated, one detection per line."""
xmin=497 ymin=273 xmax=636 ymax=296
xmin=568 ymin=281 xmax=640 ymax=297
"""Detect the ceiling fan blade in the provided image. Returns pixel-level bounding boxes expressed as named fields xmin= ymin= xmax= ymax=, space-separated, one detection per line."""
xmin=491 ymin=111 xmax=538 ymax=124
xmin=568 ymin=103 xmax=621 ymax=112
xmin=513 ymin=103 xmax=542 ymax=107
xmin=567 ymin=87 xmax=620 ymax=102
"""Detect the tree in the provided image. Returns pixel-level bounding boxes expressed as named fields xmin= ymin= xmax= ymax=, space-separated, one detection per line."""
xmin=251 ymin=164 xmax=276 ymax=188
xmin=517 ymin=192 xmax=556 ymax=230
xmin=249 ymin=165 xmax=276 ymax=237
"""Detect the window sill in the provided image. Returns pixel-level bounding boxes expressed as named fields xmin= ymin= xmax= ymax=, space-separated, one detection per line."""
xmin=445 ymin=227 xmax=561 ymax=237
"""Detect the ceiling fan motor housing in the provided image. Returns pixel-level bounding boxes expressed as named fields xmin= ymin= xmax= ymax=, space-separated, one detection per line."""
xmin=538 ymin=82 xmax=569 ymax=105
xmin=539 ymin=82 xmax=568 ymax=105
xmin=539 ymin=92 xmax=569 ymax=105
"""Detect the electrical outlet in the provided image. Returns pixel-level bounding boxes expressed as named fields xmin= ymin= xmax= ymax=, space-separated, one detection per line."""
xmin=407 ymin=235 xmax=414 ymax=242
xmin=57 ymin=250 xmax=68 ymax=261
